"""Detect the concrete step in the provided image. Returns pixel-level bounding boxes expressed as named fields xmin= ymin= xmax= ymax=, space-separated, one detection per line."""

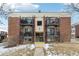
xmin=35 ymin=42 xmax=45 ymax=48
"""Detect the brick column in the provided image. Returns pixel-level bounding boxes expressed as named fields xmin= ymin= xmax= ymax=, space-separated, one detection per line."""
xmin=32 ymin=17 xmax=35 ymax=43
xmin=60 ymin=17 xmax=71 ymax=42
xmin=8 ymin=17 xmax=20 ymax=44
xmin=43 ymin=16 xmax=47 ymax=43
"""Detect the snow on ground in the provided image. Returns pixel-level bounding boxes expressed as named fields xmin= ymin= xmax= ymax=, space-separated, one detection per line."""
xmin=1 ymin=43 xmax=79 ymax=56
xmin=0 ymin=44 xmax=35 ymax=55
xmin=43 ymin=44 xmax=49 ymax=50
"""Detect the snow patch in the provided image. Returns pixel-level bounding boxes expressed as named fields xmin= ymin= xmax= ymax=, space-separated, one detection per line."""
xmin=30 ymin=44 xmax=35 ymax=50
xmin=0 ymin=44 xmax=35 ymax=55
xmin=43 ymin=44 xmax=49 ymax=50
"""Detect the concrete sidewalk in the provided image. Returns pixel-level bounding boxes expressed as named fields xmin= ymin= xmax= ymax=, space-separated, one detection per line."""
xmin=34 ymin=48 xmax=44 ymax=56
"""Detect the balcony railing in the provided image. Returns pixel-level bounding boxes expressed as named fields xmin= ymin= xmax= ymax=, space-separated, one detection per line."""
xmin=46 ymin=17 xmax=59 ymax=26
xmin=47 ymin=22 xmax=59 ymax=26
xmin=20 ymin=20 xmax=34 ymax=25
xmin=20 ymin=31 xmax=34 ymax=40
xmin=20 ymin=17 xmax=34 ymax=25
xmin=24 ymin=32 xmax=33 ymax=36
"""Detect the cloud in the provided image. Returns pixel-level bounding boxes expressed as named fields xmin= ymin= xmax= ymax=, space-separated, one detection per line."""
xmin=0 ymin=3 xmax=40 ymax=12
xmin=20 ymin=3 xmax=39 ymax=8
xmin=63 ymin=3 xmax=71 ymax=5
xmin=10 ymin=3 xmax=40 ymax=12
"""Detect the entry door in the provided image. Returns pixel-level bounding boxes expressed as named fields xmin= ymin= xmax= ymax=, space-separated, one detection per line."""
xmin=35 ymin=33 xmax=44 ymax=42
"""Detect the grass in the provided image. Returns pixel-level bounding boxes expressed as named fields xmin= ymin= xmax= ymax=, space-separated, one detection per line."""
xmin=47 ymin=43 xmax=79 ymax=56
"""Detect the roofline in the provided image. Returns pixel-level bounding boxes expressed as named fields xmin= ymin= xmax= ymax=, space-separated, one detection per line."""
xmin=9 ymin=12 xmax=71 ymax=17
xmin=10 ymin=12 xmax=71 ymax=14
xmin=72 ymin=23 xmax=79 ymax=26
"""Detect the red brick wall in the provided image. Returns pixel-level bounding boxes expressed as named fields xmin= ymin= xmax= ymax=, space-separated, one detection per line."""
xmin=75 ymin=24 xmax=79 ymax=38
xmin=8 ymin=17 xmax=20 ymax=44
xmin=60 ymin=17 xmax=71 ymax=42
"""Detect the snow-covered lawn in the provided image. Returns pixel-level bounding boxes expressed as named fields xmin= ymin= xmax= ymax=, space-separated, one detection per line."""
xmin=1 ymin=43 xmax=79 ymax=56
xmin=0 ymin=44 xmax=35 ymax=56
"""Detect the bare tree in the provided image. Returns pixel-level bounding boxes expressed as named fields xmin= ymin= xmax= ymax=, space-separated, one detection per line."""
xmin=0 ymin=3 xmax=15 ymax=25
xmin=65 ymin=3 xmax=79 ymax=13
xmin=71 ymin=3 xmax=79 ymax=12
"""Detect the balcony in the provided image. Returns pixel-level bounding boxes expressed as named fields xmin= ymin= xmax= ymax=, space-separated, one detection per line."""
xmin=20 ymin=32 xmax=33 ymax=40
xmin=47 ymin=26 xmax=60 ymax=38
xmin=46 ymin=17 xmax=59 ymax=26
xmin=24 ymin=32 xmax=33 ymax=36
xmin=20 ymin=25 xmax=34 ymax=40
xmin=20 ymin=17 xmax=34 ymax=26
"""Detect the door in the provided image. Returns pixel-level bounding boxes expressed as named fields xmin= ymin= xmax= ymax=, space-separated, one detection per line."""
xmin=35 ymin=33 xmax=44 ymax=42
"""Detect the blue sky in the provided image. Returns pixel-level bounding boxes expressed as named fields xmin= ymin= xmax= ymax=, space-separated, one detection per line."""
xmin=0 ymin=3 xmax=79 ymax=31
xmin=35 ymin=3 xmax=66 ymax=12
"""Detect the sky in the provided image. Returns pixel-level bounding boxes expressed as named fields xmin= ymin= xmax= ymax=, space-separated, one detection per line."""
xmin=0 ymin=3 xmax=79 ymax=31
xmin=35 ymin=3 xmax=66 ymax=12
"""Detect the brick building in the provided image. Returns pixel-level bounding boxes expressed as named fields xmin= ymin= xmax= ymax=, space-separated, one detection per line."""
xmin=75 ymin=24 xmax=79 ymax=38
xmin=8 ymin=12 xmax=71 ymax=44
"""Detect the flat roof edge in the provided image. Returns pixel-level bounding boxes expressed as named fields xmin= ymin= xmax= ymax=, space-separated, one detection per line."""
xmin=10 ymin=12 xmax=71 ymax=14
xmin=9 ymin=12 xmax=71 ymax=17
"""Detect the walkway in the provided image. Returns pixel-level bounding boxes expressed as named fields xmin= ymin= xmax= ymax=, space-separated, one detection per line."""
xmin=34 ymin=42 xmax=45 ymax=56
xmin=34 ymin=48 xmax=44 ymax=56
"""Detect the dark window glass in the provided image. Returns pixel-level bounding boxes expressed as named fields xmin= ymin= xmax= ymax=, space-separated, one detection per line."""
xmin=37 ymin=21 xmax=42 ymax=26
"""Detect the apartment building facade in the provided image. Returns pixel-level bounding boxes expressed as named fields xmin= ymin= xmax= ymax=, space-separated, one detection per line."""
xmin=75 ymin=24 xmax=79 ymax=38
xmin=8 ymin=12 xmax=71 ymax=44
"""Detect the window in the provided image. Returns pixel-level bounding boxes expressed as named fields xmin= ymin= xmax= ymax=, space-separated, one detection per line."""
xmin=37 ymin=21 xmax=42 ymax=26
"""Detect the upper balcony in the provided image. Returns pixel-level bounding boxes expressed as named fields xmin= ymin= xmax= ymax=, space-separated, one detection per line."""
xmin=46 ymin=17 xmax=59 ymax=26
xmin=20 ymin=17 xmax=34 ymax=26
